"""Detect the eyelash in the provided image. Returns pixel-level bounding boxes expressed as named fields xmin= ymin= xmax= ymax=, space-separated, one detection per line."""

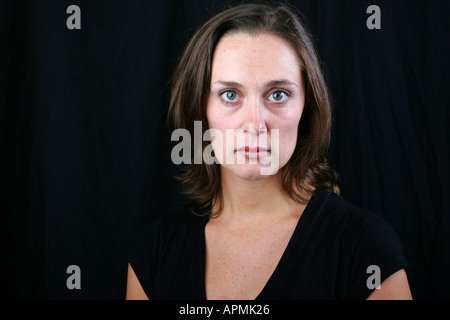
xmin=267 ymin=90 xmax=291 ymax=103
xmin=219 ymin=89 xmax=291 ymax=105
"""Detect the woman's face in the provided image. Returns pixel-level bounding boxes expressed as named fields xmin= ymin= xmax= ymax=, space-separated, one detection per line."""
xmin=206 ymin=32 xmax=305 ymax=180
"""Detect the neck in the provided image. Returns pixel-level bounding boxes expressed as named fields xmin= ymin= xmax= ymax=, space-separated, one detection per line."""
xmin=214 ymin=168 xmax=308 ymax=224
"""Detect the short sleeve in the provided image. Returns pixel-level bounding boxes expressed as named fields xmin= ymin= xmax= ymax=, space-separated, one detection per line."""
xmin=346 ymin=212 xmax=410 ymax=299
xmin=127 ymin=218 xmax=161 ymax=299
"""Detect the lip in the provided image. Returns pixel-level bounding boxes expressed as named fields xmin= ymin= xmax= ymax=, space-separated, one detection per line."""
xmin=236 ymin=146 xmax=271 ymax=159
xmin=237 ymin=146 xmax=269 ymax=152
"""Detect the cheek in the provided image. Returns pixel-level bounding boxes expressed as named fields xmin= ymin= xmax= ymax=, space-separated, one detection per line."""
xmin=280 ymin=125 xmax=299 ymax=153
xmin=278 ymin=113 xmax=302 ymax=161
xmin=206 ymin=102 xmax=231 ymax=159
xmin=206 ymin=100 xmax=230 ymax=131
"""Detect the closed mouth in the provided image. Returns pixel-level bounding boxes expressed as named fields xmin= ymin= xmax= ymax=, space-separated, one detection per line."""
xmin=236 ymin=146 xmax=271 ymax=159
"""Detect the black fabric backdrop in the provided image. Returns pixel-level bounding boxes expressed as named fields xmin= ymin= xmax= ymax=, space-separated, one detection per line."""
xmin=1 ymin=0 xmax=449 ymax=299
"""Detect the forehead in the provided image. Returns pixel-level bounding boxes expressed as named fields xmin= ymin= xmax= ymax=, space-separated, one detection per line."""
xmin=211 ymin=32 xmax=302 ymax=84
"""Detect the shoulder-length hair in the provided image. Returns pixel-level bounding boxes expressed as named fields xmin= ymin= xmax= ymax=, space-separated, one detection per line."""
xmin=168 ymin=2 xmax=339 ymax=217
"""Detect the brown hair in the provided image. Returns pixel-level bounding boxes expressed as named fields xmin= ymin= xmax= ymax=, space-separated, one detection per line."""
xmin=168 ymin=1 xmax=340 ymax=217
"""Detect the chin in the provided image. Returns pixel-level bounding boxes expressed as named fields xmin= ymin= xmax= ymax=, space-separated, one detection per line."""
xmin=218 ymin=151 xmax=290 ymax=179
xmin=222 ymin=163 xmax=278 ymax=181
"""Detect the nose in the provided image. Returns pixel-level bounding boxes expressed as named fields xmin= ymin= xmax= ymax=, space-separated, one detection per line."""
xmin=242 ymin=96 xmax=267 ymax=135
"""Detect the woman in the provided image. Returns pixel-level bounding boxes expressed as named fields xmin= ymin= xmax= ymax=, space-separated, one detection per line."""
xmin=127 ymin=2 xmax=412 ymax=300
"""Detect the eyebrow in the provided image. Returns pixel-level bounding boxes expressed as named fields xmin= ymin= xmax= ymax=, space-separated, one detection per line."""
xmin=211 ymin=79 xmax=299 ymax=89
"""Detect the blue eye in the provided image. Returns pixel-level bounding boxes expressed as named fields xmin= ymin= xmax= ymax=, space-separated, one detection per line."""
xmin=267 ymin=91 xmax=289 ymax=103
xmin=220 ymin=90 xmax=240 ymax=103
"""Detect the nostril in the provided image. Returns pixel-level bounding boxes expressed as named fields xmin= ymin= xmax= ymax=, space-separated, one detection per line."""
xmin=243 ymin=127 xmax=268 ymax=135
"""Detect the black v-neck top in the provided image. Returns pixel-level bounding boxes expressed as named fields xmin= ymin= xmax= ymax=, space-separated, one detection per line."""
xmin=128 ymin=191 xmax=409 ymax=300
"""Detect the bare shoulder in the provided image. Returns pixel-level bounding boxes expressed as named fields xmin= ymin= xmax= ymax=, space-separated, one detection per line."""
xmin=367 ymin=269 xmax=412 ymax=300
xmin=126 ymin=263 xmax=149 ymax=300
